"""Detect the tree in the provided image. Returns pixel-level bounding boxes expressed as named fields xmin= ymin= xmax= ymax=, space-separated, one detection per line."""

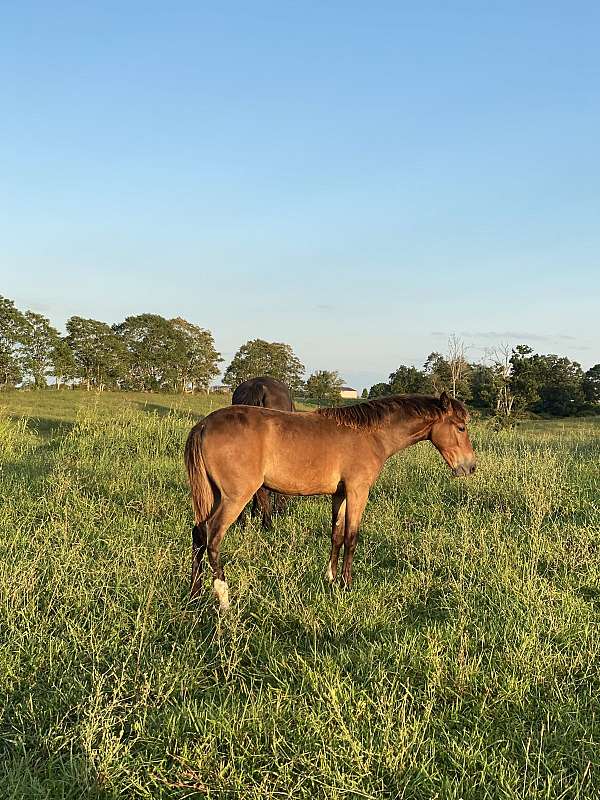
xmin=583 ymin=364 xmax=600 ymax=404
xmin=368 ymin=382 xmax=391 ymax=398
xmin=490 ymin=345 xmax=515 ymax=417
xmin=447 ymin=334 xmax=471 ymax=399
xmin=170 ymin=318 xmax=222 ymax=392
xmin=388 ymin=364 xmax=430 ymax=394
xmin=20 ymin=311 xmax=60 ymax=387
xmin=509 ymin=345 xmax=540 ymax=410
xmin=537 ymin=356 xmax=584 ymax=416
xmin=510 ymin=346 xmax=585 ymax=415
xmin=114 ymin=314 xmax=188 ymax=391
xmin=224 ymin=339 xmax=305 ymax=391
xmin=0 ymin=296 xmax=27 ymax=387
xmin=470 ymin=345 xmax=516 ymax=416
xmin=361 ymin=388 xmax=368 ymax=399
xmin=67 ymin=316 xmax=126 ymax=390
xmin=305 ymin=370 xmax=344 ymax=405
xmin=470 ymin=364 xmax=500 ymax=410
xmin=51 ymin=337 xmax=77 ymax=389
xmin=423 ymin=352 xmax=453 ymax=394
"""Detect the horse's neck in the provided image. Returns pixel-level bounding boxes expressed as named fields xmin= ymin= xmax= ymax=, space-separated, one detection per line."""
xmin=372 ymin=414 xmax=433 ymax=460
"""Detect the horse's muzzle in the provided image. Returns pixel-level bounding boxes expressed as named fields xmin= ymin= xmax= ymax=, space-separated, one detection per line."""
xmin=453 ymin=462 xmax=476 ymax=477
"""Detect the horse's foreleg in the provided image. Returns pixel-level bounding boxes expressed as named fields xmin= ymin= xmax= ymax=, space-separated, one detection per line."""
xmin=341 ymin=487 xmax=369 ymax=590
xmin=190 ymin=523 xmax=207 ymax=598
xmin=206 ymin=494 xmax=253 ymax=612
xmin=326 ymin=489 xmax=346 ymax=583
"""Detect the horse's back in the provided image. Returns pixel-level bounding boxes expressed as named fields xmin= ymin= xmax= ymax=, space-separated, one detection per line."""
xmin=231 ymin=376 xmax=294 ymax=412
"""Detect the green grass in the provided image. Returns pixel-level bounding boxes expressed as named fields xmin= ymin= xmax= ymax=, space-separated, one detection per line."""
xmin=1 ymin=391 xmax=599 ymax=799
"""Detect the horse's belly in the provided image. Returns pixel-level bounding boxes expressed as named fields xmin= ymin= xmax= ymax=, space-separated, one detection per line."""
xmin=265 ymin=476 xmax=339 ymax=496
xmin=263 ymin=457 xmax=340 ymax=496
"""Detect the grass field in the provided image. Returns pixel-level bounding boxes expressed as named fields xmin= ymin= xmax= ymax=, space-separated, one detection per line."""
xmin=1 ymin=390 xmax=599 ymax=799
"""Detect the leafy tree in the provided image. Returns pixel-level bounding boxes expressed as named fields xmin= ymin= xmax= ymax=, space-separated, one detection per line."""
xmin=0 ymin=296 xmax=27 ymax=387
xmin=20 ymin=311 xmax=60 ymax=387
xmin=388 ymin=365 xmax=430 ymax=394
xmin=537 ymin=356 xmax=584 ymax=415
xmin=361 ymin=388 xmax=368 ymax=399
xmin=51 ymin=337 xmax=77 ymax=389
xmin=114 ymin=314 xmax=186 ymax=391
xmin=224 ymin=339 xmax=305 ymax=390
xmin=509 ymin=345 xmax=541 ymax=410
xmin=471 ymin=346 xmax=515 ymax=416
xmin=67 ymin=316 xmax=126 ymax=390
xmin=368 ymin=382 xmax=392 ymax=398
xmin=470 ymin=364 xmax=500 ymax=410
xmin=510 ymin=346 xmax=585 ymax=415
xmin=582 ymin=364 xmax=600 ymax=404
xmin=305 ymin=370 xmax=344 ymax=405
xmin=424 ymin=346 xmax=472 ymax=400
xmin=423 ymin=352 xmax=453 ymax=394
xmin=170 ymin=318 xmax=222 ymax=392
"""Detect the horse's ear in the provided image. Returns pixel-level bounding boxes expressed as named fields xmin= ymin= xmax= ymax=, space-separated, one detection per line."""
xmin=439 ymin=391 xmax=451 ymax=412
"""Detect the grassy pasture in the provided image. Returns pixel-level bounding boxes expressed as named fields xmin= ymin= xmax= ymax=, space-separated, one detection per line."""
xmin=0 ymin=390 xmax=599 ymax=799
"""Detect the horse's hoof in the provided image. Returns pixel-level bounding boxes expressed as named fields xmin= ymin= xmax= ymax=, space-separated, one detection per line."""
xmin=213 ymin=578 xmax=230 ymax=613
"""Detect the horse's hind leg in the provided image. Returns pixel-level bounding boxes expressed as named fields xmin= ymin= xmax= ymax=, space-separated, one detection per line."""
xmin=206 ymin=493 xmax=254 ymax=612
xmin=190 ymin=523 xmax=207 ymax=599
xmin=255 ymin=487 xmax=273 ymax=529
xmin=326 ymin=488 xmax=346 ymax=583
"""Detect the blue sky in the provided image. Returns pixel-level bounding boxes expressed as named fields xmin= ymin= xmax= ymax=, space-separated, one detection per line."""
xmin=1 ymin=1 xmax=598 ymax=390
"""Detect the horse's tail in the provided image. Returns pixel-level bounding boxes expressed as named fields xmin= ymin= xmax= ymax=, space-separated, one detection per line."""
xmin=184 ymin=425 xmax=214 ymax=524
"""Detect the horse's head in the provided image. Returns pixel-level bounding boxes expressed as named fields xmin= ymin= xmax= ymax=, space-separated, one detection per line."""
xmin=429 ymin=392 xmax=476 ymax=477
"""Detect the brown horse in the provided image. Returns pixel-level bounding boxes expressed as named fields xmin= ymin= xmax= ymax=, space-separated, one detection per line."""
xmin=232 ymin=375 xmax=295 ymax=412
xmin=231 ymin=376 xmax=294 ymax=527
xmin=185 ymin=391 xmax=476 ymax=611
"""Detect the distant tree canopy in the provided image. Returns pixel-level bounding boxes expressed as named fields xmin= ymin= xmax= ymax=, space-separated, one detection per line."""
xmin=0 ymin=296 xmax=222 ymax=393
xmin=0 ymin=296 xmax=597 ymax=418
xmin=22 ymin=311 xmax=61 ymax=388
xmin=305 ymin=370 xmax=344 ymax=405
xmin=582 ymin=364 xmax=600 ymax=404
xmin=367 ymin=344 xmax=597 ymax=418
xmin=0 ymin=296 xmax=28 ymax=386
xmin=224 ymin=339 xmax=305 ymax=391
xmin=368 ymin=364 xmax=432 ymax=398
xmin=67 ymin=316 xmax=125 ymax=390
xmin=114 ymin=314 xmax=193 ymax=392
xmin=509 ymin=346 xmax=586 ymax=416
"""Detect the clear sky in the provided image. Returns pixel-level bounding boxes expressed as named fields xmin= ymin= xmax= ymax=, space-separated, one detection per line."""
xmin=2 ymin=1 xmax=599 ymax=390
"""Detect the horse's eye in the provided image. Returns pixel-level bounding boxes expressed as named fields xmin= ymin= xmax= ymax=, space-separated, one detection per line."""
xmin=458 ymin=425 xmax=465 ymax=432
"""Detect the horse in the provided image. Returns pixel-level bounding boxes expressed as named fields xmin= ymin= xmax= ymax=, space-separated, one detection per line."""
xmin=231 ymin=376 xmax=295 ymax=527
xmin=232 ymin=375 xmax=295 ymax=412
xmin=184 ymin=391 xmax=476 ymax=611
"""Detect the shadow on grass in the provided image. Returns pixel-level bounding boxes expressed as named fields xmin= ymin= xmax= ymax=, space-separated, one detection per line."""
xmin=15 ymin=415 xmax=75 ymax=439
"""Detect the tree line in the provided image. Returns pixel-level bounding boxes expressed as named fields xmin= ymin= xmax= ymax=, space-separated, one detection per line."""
xmin=367 ymin=339 xmax=600 ymax=418
xmin=0 ymin=296 xmax=221 ymax=392
xmin=0 ymin=295 xmax=344 ymax=400
xmin=1 ymin=295 xmax=598 ymax=416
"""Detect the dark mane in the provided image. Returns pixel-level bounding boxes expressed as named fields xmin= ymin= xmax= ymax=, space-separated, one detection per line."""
xmin=315 ymin=394 xmax=468 ymax=430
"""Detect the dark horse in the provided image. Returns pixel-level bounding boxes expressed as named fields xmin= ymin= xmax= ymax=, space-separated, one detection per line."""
xmin=185 ymin=392 xmax=476 ymax=611
xmin=231 ymin=376 xmax=294 ymax=528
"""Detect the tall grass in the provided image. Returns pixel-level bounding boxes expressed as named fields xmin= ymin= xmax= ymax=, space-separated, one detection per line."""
xmin=0 ymin=395 xmax=598 ymax=798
